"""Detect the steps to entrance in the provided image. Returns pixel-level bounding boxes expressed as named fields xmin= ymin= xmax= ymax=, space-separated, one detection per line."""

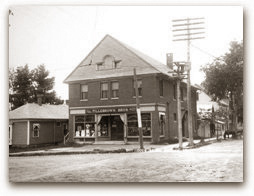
xmin=93 ymin=141 xmax=125 ymax=145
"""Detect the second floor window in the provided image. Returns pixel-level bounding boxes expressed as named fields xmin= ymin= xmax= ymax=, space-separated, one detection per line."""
xmin=173 ymin=84 xmax=176 ymax=100
xmin=180 ymin=87 xmax=184 ymax=101
xmin=133 ymin=79 xmax=142 ymax=97
xmin=111 ymin=81 xmax=119 ymax=98
xmin=81 ymin=84 xmax=88 ymax=100
xmin=159 ymin=79 xmax=164 ymax=97
xmin=101 ymin=82 xmax=109 ymax=99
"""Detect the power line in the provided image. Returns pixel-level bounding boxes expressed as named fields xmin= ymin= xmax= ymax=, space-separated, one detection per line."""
xmin=190 ymin=43 xmax=221 ymax=60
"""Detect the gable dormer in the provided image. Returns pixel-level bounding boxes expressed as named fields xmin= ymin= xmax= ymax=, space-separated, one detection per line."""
xmin=96 ymin=55 xmax=122 ymax=70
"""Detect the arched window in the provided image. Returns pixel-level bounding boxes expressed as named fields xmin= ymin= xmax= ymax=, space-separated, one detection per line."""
xmin=103 ymin=55 xmax=115 ymax=69
xmin=96 ymin=55 xmax=121 ymax=70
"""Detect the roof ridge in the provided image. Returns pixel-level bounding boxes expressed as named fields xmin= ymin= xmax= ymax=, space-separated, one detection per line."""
xmin=107 ymin=35 xmax=166 ymax=74
xmin=63 ymin=34 xmax=110 ymax=83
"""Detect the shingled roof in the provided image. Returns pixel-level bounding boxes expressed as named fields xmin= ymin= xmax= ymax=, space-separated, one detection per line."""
xmin=9 ymin=103 xmax=69 ymax=120
xmin=64 ymin=34 xmax=173 ymax=83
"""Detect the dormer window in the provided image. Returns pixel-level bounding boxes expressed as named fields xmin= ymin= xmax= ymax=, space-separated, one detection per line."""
xmin=104 ymin=55 xmax=115 ymax=69
xmin=114 ymin=60 xmax=122 ymax=69
xmin=96 ymin=55 xmax=121 ymax=70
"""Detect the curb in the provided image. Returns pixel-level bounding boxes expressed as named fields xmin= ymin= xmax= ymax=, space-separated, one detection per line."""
xmin=9 ymin=148 xmax=138 ymax=157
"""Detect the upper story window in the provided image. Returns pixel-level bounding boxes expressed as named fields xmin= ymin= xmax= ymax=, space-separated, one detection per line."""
xmin=196 ymin=92 xmax=199 ymax=101
xmin=133 ymin=79 xmax=142 ymax=97
xmin=101 ymin=82 xmax=109 ymax=99
xmin=114 ymin=60 xmax=121 ymax=69
xmin=180 ymin=87 xmax=184 ymax=101
xmin=159 ymin=79 xmax=164 ymax=97
xmin=81 ymin=84 xmax=88 ymax=100
xmin=96 ymin=55 xmax=122 ymax=70
xmin=111 ymin=81 xmax=119 ymax=98
xmin=104 ymin=55 xmax=115 ymax=69
xmin=173 ymin=84 xmax=176 ymax=100
xmin=173 ymin=113 xmax=177 ymax=122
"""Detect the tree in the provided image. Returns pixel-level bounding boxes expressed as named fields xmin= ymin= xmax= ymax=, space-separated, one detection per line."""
xmin=9 ymin=64 xmax=63 ymax=110
xmin=9 ymin=65 xmax=33 ymax=109
xmin=32 ymin=64 xmax=56 ymax=104
xmin=201 ymin=41 xmax=243 ymax=132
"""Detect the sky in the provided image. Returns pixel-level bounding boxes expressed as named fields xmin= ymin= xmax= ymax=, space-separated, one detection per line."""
xmin=9 ymin=6 xmax=243 ymax=100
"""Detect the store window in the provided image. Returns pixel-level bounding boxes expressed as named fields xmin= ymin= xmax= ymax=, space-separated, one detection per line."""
xmin=75 ymin=115 xmax=95 ymax=137
xmin=97 ymin=116 xmax=109 ymax=137
xmin=101 ymin=82 xmax=109 ymax=99
xmin=133 ymin=79 xmax=142 ymax=97
xmin=159 ymin=113 xmax=165 ymax=136
xmin=127 ymin=113 xmax=151 ymax=136
xmin=33 ymin=123 xmax=40 ymax=138
xmin=111 ymin=81 xmax=119 ymax=98
xmin=81 ymin=84 xmax=88 ymax=100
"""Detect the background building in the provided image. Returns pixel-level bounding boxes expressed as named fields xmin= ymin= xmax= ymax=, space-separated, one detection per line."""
xmin=196 ymin=88 xmax=229 ymax=138
xmin=9 ymin=102 xmax=68 ymax=147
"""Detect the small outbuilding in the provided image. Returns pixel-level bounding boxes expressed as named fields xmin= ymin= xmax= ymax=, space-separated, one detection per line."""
xmin=9 ymin=103 xmax=69 ymax=147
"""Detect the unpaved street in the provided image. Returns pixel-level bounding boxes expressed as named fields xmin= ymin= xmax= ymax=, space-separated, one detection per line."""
xmin=9 ymin=139 xmax=243 ymax=182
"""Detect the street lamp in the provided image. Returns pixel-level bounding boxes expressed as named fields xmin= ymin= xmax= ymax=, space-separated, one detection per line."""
xmin=169 ymin=62 xmax=187 ymax=149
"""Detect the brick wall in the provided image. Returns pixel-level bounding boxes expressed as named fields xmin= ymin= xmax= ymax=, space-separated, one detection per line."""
xmin=68 ymin=73 xmax=197 ymax=143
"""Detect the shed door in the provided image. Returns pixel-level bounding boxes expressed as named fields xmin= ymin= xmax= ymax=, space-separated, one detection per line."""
xmin=9 ymin=125 xmax=12 ymax=145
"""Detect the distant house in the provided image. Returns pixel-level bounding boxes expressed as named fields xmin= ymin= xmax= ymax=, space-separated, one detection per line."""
xmin=196 ymin=89 xmax=229 ymax=138
xmin=9 ymin=102 xmax=69 ymax=147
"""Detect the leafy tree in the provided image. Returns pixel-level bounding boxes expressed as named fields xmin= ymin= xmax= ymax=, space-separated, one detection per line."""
xmin=9 ymin=65 xmax=33 ymax=109
xmin=32 ymin=64 xmax=55 ymax=103
xmin=201 ymin=41 xmax=243 ymax=132
xmin=9 ymin=64 xmax=63 ymax=110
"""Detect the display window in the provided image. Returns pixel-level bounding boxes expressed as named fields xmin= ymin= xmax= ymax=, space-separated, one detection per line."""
xmin=159 ymin=112 xmax=165 ymax=136
xmin=75 ymin=115 xmax=95 ymax=137
xmin=97 ymin=116 xmax=109 ymax=137
xmin=127 ymin=113 xmax=151 ymax=136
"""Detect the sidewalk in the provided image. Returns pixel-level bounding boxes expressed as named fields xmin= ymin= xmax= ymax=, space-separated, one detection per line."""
xmin=9 ymin=137 xmax=218 ymax=157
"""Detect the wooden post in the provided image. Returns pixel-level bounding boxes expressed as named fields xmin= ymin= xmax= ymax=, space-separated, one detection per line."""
xmin=176 ymin=79 xmax=183 ymax=149
xmin=133 ymin=68 xmax=144 ymax=150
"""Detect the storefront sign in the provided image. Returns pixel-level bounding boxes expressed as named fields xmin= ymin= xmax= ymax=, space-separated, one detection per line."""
xmin=86 ymin=107 xmax=136 ymax=114
xmin=70 ymin=109 xmax=86 ymax=114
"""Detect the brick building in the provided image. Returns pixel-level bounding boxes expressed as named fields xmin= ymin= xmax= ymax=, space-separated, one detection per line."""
xmin=64 ymin=35 xmax=198 ymax=144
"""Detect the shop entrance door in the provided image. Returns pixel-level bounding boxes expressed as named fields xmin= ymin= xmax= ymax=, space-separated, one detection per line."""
xmin=110 ymin=115 xmax=124 ymax=140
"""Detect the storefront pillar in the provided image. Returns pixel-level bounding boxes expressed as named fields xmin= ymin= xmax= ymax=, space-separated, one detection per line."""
xmin=121 ymin=113 xmax=127 ymax=144
xmin=95 ymin=114 xmax=98 ymax=142
xmin=152 ymin=105 xmax=160 ymax=143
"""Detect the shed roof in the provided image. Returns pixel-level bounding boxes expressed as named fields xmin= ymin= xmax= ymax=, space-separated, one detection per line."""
xmin=9 ymin=103 xmax=69 ymax=120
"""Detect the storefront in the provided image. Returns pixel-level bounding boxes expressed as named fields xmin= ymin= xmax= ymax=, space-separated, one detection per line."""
xmin=70 ymin=104 xmax=166 ymax=144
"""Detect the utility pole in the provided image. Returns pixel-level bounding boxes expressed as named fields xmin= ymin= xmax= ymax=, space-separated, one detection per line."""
xmin=169 ymin=62 xmax=187 ymax=149
xmin=172 ymin=17 xmax=205 ymax=147
xmin=133 ymin=68 xmax=144 ymax=150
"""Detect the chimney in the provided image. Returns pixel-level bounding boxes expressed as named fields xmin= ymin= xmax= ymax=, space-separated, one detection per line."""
xmin=37 ymin=94 xmax=43 ymax=106
xmin=166 ymin=53 xmax=173 ymax=69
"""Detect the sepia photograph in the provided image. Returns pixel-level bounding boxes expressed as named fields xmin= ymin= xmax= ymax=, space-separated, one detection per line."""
xmin=8 ymin=5 xmax=243 ymax=183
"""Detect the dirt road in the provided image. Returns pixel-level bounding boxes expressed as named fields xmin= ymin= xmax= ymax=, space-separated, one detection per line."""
xmin=9 ymin=139 xmax=243 ymax=182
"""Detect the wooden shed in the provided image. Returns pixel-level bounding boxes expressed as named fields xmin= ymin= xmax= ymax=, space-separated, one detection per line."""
xmin=9 ymin=103 xmax=68 ymax=147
